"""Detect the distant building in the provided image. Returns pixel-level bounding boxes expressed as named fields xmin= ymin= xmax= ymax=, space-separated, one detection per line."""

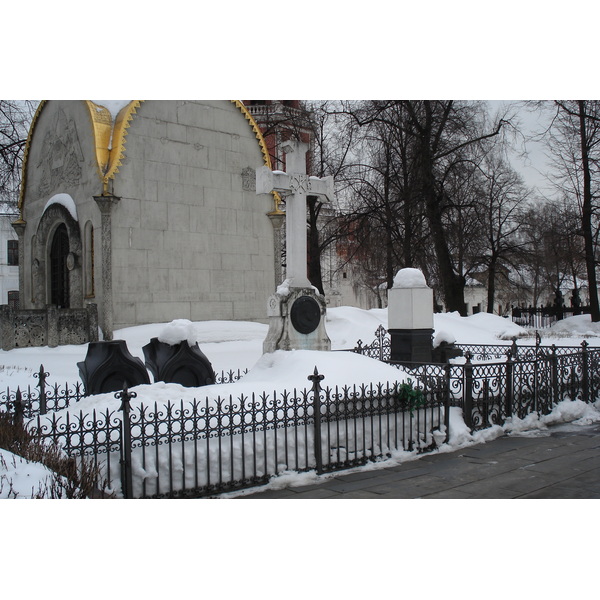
xmin=0 ymin=213 xmax=19 ymax=307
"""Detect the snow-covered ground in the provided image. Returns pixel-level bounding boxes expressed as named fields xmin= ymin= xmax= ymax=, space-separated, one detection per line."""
xmin=3 ymin=307 xmax=600 ymax=499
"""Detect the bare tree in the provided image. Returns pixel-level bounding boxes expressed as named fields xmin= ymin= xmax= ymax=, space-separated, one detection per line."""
xmin=0 ymin=100 xmax=36 ymax=212
xmin=543 ymin=100 xmax=600 ymax=320
xmin=474 ymin=152 xmax=531 ymax=312
xmin=339 ymin=100 xmax=510 ymax=314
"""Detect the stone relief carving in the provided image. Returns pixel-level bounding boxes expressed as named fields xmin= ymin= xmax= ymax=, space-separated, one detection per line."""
xmin=58 ymin=311 xmax=90 ymax=345
xmin=15 ymin=316 xmax=47 ymax=347
xmin=242 ymin=167 xmax=256 ymax=191
xmin=37 ymin=108 xmax=84 ymax=197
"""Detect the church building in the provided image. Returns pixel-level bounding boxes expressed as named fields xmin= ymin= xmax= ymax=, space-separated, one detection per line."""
xmin=12 ymin=101 xmax=280 ymax=342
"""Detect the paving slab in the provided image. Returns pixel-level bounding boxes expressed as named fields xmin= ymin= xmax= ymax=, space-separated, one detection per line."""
xmin=236 ymin=423 xmax=600 ymax=500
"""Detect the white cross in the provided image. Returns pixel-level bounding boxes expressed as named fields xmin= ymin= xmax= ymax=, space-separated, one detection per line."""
xmin=256 ymin=140 xmax=334 ymax=289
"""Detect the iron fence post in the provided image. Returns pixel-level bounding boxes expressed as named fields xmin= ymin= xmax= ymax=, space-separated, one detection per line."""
xmin=550 ymin=345 xmax=559 ymax=406
xmin=463 ymin=353 xmax=473 ymax=430
xmin=444 ymin=363 xmax=451 ymax=444
xmin=308 ymin=367 xmax=324 ymax=475
xmin=116 ymin=383 xmax=136 ymax=499
xmin=35 ymin=364 xmax=49 ymax=415
xmin=505 ymin=351 xmax=513 ymax=419
xmin=581 ymin=341 xmax=590 ymax=402
xmin=13 ymin=387 xmax=23 ymax=426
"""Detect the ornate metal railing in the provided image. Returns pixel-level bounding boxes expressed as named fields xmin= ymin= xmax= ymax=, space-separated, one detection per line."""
xmin=4 ymin=330 xmax=599 ymax=499
xmin=352 ymin=325 xmax=593 ymax=362
xmin=353 ymin=324 xmax=391 ymax=361
xmin=511 ymin=305 xmax=591 ymax=329
xmin=22 ymin=370 xmax=442 ymax=498
xmin=0 ymin=366 xmax=248 ymax=418
xmin=351 ymin=326 xmax=600 ymax=430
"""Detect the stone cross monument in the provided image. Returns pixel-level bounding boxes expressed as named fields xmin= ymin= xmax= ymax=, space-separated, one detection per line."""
xmin=256 ymin=140 xmax=334 ymax=353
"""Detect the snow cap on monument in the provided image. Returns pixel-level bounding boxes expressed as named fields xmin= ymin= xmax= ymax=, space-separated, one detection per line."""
xmin=392 ymin=268 xmax=428 ymax=289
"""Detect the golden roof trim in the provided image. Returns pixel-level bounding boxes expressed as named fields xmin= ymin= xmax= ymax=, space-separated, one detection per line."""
xmin=85 ymin=101 xmax=112 ymax=178
xmin=232 ymin=100 xmax=283 ymax=213
xmin=103 ymin=101 xmax=142 ymax=191
xmin=19 ymin=101 xmax=282 ymax=217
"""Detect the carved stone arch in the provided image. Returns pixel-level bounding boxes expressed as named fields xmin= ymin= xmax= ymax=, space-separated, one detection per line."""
xmin=33 ymin=203 xmax=83 ymax=309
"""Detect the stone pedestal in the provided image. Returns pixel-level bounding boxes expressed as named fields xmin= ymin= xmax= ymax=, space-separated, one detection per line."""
xmin=389 ymin=328 xmax=434 ymax=363
xmin=388 ymin=270 xmax=434 ymax=363
xmin=263 ymin=286 xmax=331 ymax=353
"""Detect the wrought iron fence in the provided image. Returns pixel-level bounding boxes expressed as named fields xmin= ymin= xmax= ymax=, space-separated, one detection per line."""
xmin=21 ymin=370 xmax=442 ymax=498
xmin=352 ymin=326 xmax=600 ymax=433
xmin=0 ymin=366 xmax=248 ymax=419
xmin=352 ymin=325 xmax=592 ymax=362
xmin=353 ymin=324 xmax=391 ymax=361
xmin=511 ymin=305 xmax=591 ymax=329
xmin=3 ymin=330 xmax=599 ymax=499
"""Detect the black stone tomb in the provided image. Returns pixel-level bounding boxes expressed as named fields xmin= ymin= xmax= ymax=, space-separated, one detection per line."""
xmin=78 ymin=340 xmax=151 ymax=396
xmin=142 ymin=338 xmax=216 ymax=387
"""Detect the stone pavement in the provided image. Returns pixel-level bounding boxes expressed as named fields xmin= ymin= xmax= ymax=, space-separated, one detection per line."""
xmin=238 ymin=423 xmax=600 ymax=499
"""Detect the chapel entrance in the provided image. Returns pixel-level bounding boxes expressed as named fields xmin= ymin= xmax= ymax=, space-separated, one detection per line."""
xmin=49 ymin=223 xmax=70 ymax=308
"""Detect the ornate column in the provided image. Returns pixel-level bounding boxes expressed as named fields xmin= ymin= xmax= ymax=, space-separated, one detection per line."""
xmin=93 ymin=194 xmax=120 ymax=340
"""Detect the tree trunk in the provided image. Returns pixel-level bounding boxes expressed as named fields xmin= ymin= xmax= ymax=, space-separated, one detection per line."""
xmin=307 ymin=196 xmax=325 ymax=295
xmin=486 ymin=259 xmax=496 ymax=313
xmin=578 ymin=101 xmax=600 ymax=321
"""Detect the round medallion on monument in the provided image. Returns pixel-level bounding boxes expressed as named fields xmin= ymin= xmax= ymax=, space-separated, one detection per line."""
xmin=290 ymin=295 xmax=321 ymax=334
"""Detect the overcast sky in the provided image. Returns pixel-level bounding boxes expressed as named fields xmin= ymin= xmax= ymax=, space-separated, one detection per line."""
xmin=487 ymin=100 xmax=555 ymax=196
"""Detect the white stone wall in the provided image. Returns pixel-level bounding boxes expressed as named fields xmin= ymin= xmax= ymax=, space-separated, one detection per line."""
xmin=20 ymin=101 xmax=102 ymax=311
xmin=110 ymin=101 xmax=274 ymax=329
xmin=19 ymin=100 xmax=276 ymax=334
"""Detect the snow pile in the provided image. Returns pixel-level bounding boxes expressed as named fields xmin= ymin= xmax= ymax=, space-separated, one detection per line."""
xmin=276 ymin=279 xmax=291 ymax=297
xmin=392 ymin=268 xmax=428 ymax=288
xmin=38 ymin=349 xmax=409 ymax=419
xmin=240 ymin=349 xmax=408 ymax=391
xmin=433 ymin=330 xmax=456 ymax=348
xmin=0 ymin=449 xmax=57 ymax=499
xmin=325 ymin=306 xmax=387 ymax=349
xmin=434 ymin=311 xmax=526 ymax=343
xmin=157 ymin=319 xmax=197 ymax=346
xmin=548 ymin=314 xmax=600 ymax=337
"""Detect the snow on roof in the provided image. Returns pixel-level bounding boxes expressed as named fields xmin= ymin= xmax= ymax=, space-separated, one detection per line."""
xmin=91 ymin=100 xmax=132 ymax=122
xmin=43 ymin=193 xmax=77 ymax=221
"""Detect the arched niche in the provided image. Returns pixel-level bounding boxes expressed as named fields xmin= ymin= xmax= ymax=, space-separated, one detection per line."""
xmin=33 ymin=202 xmax=83 ymax=309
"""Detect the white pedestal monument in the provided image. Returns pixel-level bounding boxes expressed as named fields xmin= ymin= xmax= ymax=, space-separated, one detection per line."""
xmin=256 ymin=141 xmax=334 ymax=353
xmin=388 ymin=268 xmax=434 ymax=363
